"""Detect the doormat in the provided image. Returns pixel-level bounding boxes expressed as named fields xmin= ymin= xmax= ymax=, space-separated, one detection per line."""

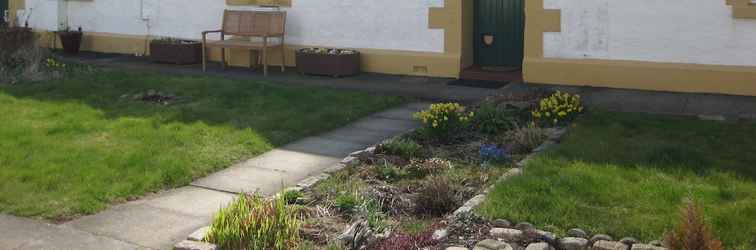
xmin=447 ymin=79 xmax=509 ymax=89
xmin=481 ymin=66 xmax=521 ymax=72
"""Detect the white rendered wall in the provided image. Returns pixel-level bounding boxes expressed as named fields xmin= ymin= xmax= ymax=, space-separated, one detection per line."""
xmin=543 ymin=0 xmax=756 ymax=67
xmin=23 ymin=0 xmax=445 ymax=53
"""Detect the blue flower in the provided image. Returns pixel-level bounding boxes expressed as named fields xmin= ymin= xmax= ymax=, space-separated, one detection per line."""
xmin=479 ymin=143 xmax=510 ymax=165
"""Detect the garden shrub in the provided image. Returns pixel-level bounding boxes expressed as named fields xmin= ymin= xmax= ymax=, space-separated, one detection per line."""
xmin=334 ymin=193 xmax=359 ymax=213
xmin=505 ymin=123 xmax=549 ymax=154
xmin=370 ymin=164 xmax=407 ymax=182
xmin=282 ymin=189 xmax=304 ymax=204
xmin=531 ymin=91 xmax=583 ymax=127
xmin=473 ymin=102 xmax=518 ymax=135
xmin=357 ymin=198 xmax=388 ymax=231
xmin=664 ymin=200 xmax=723 ymax=250
xmin=415 ymin=175 xmax=461 ymax=215
xmin=205 ymin=193 xmax=301 ymax=250
xmin=406 ymin=158 xmax=452 ymax=178
xmin=379 ymin=138 xmax=422 ymax=159
xmin=414 ymin=103 xmax=474 ymax=142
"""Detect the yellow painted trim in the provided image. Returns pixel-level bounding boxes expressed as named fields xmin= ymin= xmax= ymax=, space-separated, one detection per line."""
xmin=8 ymin=0 xmax=25 ymax=26
xmin=523 ymin=0 xmax=756 ymax=96
xmin=526 ymin=58 xmax=756 ymax=96
xmin=35 ymin=31 xmax=459 ymax=78
xmin=733 ymin=0 xmax=756 ymax=18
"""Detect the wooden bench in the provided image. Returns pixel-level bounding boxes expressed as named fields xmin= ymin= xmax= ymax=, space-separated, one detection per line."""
xmin=202 ymin=10 xmax=286 ymax=76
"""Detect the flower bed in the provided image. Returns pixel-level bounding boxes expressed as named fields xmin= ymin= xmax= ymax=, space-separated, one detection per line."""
xmin=196 ymin=90 xmax=590 ymax=250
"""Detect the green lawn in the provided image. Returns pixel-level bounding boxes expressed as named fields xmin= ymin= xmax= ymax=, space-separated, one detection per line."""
xmin=478 ymin=111 xmax=756 ymax=249
xmin=0 ymin=71 xmax=405 ymax=220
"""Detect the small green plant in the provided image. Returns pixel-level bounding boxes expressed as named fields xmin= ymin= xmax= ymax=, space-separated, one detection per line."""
xmin=505 ymin=122 xmax=549 ymax=154
xmin=414 ymin=103 xmax=474 ymax=142
xmin=358 ymin=198 xmax=388 ymax=231
xmin=334 ymin=193 xmax=359 ymax=213
xmin=371 ymin=164 xmax=407 ymax=182
xmin=415 ymin=175 xmax=461 ymax=215
xmin=473 ymin=103 xmax=517 ymax=135
xmin=380 ymin=138 xmax=422 ymax=159
xmin=205 ymin=193 xmax=301 ymax=250
xmin=406 ymin=158 xmax=452 ymax=178
xmin=664 ymin=200 xmax=723 ymax=250
xmin=531 ymin=91 xmax=583 ymax=127
xmin=282 ymin=189 xmax=303 ymax=204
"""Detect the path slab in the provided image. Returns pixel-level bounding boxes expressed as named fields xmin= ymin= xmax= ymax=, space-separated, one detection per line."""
xmin=348 ymin=116 xmax=419 ymax=133
xmin=319 ymin=126 xmax=404 ymax=145
xmin=0 ymin=214 xmax=141 ymax=250
xmin=371 ymin=105 xmax=427 ymax=120
xmin=192 ymin=164 xmax=312 ymax=195
xmin=65 ymin=203 xmax=208 ymax=250
xmin=281 ymin=136 xmax=366 ymax=157
xmin=142 ymin=186 xmax=236 ymax=218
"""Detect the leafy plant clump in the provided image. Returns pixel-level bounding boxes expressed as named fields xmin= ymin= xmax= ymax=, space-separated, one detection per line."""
xmin=531 ymin=91 xmax=583 ymax=127
xmin=334 ymin=193 xmax=360 ymax=213
xmin=505 ymin=122 xmax=549 ymax=154
xmin=473 ymin=102 xmax=518 ymax=135
xmin=205 ymin=194 xmax=301 ymax=250
xmin=414 ymin=103 xmax=475 ymax=143
xmin=379 ymin=138 xmax=423 ymax=159
xmin=415 ymin=175 xmax=462 ymax=216
xmin=664 ymin=200 xmax=723 ymax=250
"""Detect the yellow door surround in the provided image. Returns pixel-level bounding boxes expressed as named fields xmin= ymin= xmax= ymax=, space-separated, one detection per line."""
xmin=731 ymin=0 xmax=756 ymax=19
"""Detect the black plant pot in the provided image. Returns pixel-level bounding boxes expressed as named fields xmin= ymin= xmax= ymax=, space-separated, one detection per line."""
xmin=296 ymin=50 xmax=360 ymax=77
xmin=149 ymin=41 xmax=202 ymax=65
xmin=58 ymin=31 xmax=83 ymax=54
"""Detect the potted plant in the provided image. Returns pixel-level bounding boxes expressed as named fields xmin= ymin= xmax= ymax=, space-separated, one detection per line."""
xmin=149 ymin=37 xmax=202 ymax=64
xmin=57 ymin=25 xmax=83 ymax=54
xmin=296 ymin=47 xmax=360 ymax=77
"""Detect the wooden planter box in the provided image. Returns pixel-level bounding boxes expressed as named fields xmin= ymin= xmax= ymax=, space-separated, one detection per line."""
xmin=0 ymin=27 xmax=34 ymax=55
xmin=296 ymin=49 xmax=360 ymax=77
xmin=58 ymin=31 xmax=83 ymax=54
xmin=150 ymin=40 xmax=202 ymax=65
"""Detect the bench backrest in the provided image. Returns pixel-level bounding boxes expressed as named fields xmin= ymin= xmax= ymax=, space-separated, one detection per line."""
xmin=222 ymin=10 xmax=286 ymax=37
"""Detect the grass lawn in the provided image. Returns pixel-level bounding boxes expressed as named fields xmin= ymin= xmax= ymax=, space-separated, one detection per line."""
xmin=478 ymin=111 xmax=756 ymax=249
xmin=0 ymin=70 xmax=405 ymax=220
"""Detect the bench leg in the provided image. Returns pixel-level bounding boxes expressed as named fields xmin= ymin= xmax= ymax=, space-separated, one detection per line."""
xmin=249 ymin=50 xmax=255 ymax=69
xmin=262 ymin=47 xmax=268 ymax=76
xmin=280 ymin=46 xmax=285 ymax=73
xmin=221 ymin=48 xmax=226 ymax=70
xmin=202 ymin=45 xmax=207 ymax=72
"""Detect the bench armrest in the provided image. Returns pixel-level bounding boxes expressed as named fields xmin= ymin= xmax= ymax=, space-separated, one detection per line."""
xmin=202 ymin=30 xmax=223 ymax=35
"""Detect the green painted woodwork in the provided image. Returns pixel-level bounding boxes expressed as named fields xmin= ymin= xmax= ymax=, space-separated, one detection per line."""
xmin=475 ymin=0 xmax=525 ymax=67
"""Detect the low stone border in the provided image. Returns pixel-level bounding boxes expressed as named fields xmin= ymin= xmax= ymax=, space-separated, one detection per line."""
xmin=439 ymin=127 xmax=670 ymax=250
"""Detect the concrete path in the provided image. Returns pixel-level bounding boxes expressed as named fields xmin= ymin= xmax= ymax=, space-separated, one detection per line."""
xmin=1 ymin=103 xmax=425 ymax=250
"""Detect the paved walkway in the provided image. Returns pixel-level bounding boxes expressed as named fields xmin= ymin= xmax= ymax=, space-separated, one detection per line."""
xmin=1 ymin=103 xmax=426 ymax=250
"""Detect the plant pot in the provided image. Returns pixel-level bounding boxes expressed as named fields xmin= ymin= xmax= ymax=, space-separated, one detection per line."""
xmin=0 ymin=27 xmax=34 ymax=54
xmin=149 ymin=40 xmax=202 ymax=65
xmin=58 ymin=31 xmax=83 ymax=54
xmin=296 ymin=49 xmax=360 ymax=77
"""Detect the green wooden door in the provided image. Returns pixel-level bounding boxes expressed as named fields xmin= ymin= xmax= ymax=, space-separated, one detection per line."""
xmin=1 ymin=0 xmax=8 ymax=24
xmin=475 ymin=0 xmax=525 ymax=67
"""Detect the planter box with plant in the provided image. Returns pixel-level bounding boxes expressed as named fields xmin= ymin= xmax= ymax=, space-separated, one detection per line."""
xmin=150 ymin=38 xmax=202 ymax=65
xmin=57 ymin=27 xmax=83 ymax=54
xmin=0 ymin=27 xmax=34 ymax=61
xmin=296 ymin=48 xmax=360 ymax=77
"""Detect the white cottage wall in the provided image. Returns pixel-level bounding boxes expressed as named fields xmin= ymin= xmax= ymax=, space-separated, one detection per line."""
xmin=543 ymin=0 xmax=756 ymax=67
xmin=24 ymin=0 xmax=445 ymax=53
